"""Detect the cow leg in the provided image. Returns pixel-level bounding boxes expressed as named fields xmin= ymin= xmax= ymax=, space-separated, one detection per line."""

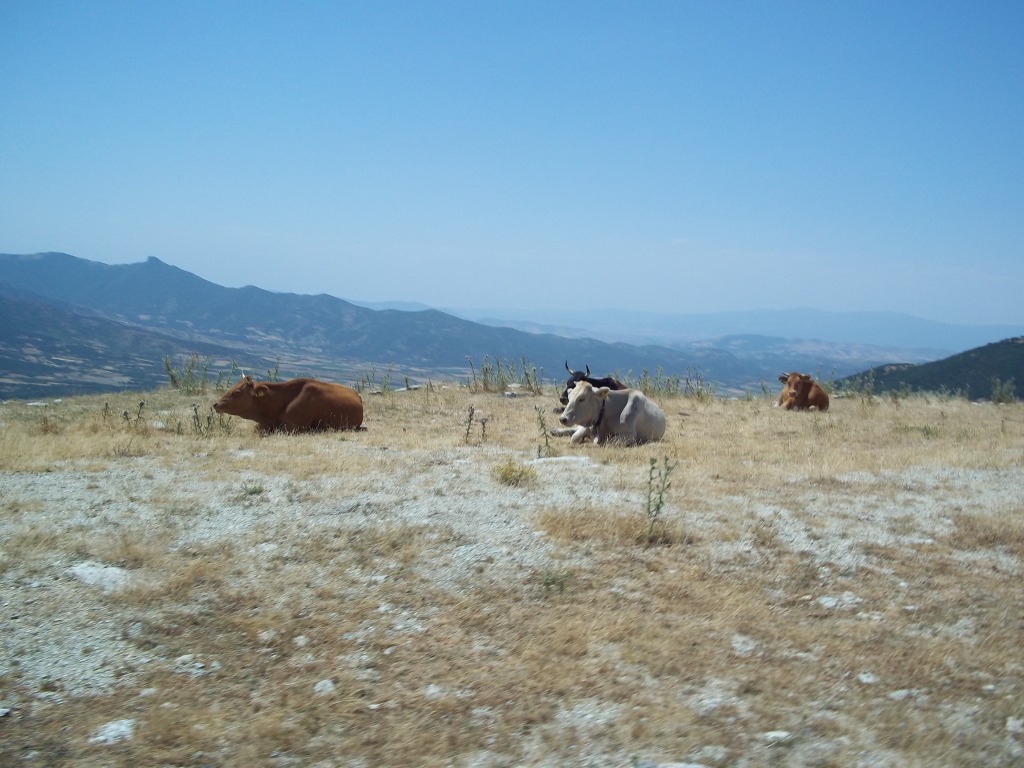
xmin=278 ymin=392 xmax=321 ymax=431
xmin=570 ymin=426 xmax=592 ymax=444
xmin=619 ymin=398 xmax=642 ymax=443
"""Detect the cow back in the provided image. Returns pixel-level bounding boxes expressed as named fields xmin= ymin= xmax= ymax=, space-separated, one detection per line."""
xmin=282 ymin=379 xmax=364 ymax=430
xmin=597 ymin=388 xmax=667 ymax=443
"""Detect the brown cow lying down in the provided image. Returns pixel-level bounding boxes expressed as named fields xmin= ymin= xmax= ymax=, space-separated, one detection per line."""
xmin=213 ymin=376 xmax=364 ymax=433
xmin=777 ymin=372 xmax=830 ymax=411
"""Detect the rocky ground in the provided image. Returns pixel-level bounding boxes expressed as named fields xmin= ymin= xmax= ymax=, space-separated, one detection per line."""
xmin=1 ymin=390 xmax=1023 ymax=766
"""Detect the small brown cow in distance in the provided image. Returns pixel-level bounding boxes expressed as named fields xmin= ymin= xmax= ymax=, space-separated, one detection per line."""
xmin=213 ymin=376 xmax=365 ymax=433
xmin=777 ymin=372 xmax=830 ymax=411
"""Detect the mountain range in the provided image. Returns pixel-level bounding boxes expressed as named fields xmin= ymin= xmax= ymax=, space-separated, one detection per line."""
xmin=1 ymin=252 xmax=1021 ymax=400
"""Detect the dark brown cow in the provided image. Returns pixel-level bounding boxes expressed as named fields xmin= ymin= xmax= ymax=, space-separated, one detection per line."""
xmin=777 ymin=372 xmax=830 ymax=411
xmin=213 ymin=376 xmax=364 ymax=433
xmin=560 ymin=361 xmax=627 ymax=405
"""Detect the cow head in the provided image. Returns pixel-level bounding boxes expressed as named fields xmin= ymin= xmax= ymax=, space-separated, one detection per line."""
xmin=213 ymin=375 xmax=267 ymax=417
xmin=559 ymin=380 xmax=610 ymax=427
xmin=778 ymin=372 xmax=813 ymax=403
xmin=560 ymin=361 xmax=592 ymax=404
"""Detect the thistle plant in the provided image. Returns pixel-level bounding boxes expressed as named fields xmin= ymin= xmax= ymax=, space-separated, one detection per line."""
xmin=535 ymin=406 xmax=553 ymax=458
xmin=164 ymin=353 xmax=211 ymax=394
xmin=640 ymin=456 xmax=677 ymax=545
xmin=464 ymin=405 xmax=476 ymax=444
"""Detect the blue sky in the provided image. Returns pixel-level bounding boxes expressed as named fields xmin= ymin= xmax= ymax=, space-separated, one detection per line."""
xmin=2 ymin=1 xmax=1022 ymax=325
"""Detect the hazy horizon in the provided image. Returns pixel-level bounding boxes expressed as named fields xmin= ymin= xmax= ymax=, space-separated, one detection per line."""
xmin=2 ymin=3 xmax=1022 ymax=326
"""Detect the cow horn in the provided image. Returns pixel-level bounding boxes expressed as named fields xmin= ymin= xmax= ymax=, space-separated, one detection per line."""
xmin=585 ymin=365 xmax=590 ymax=376
xmin=565 ymin=361 xmax=574 ymax=374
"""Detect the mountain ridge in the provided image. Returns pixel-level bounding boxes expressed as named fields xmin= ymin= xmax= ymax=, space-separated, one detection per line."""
xmin=0 ymin=253 xmax=749 ymax=396
xmin=1 ymin=252 xmax=1020 ymax=400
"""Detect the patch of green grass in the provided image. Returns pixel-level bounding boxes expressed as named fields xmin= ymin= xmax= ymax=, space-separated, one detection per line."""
xmin=492 ymin=457 xmax=536 ymax=487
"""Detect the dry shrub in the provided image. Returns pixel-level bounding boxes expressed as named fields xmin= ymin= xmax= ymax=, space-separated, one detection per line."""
xmin=116 ymin=548 xmax=230 ymax=606
xmin=535 ymin=503 xmax=639 ymax=544
xmin=948 ymin=509 xmax=1024 ymax=554
xmin=35 ymin=415 xmax=65 ymax=436
xmin=94 ymin=527 xmax=172 ymax=569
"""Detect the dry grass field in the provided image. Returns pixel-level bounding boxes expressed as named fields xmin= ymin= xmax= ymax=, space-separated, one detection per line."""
xmin=1 ymin=382 xmax=1022 ymax=767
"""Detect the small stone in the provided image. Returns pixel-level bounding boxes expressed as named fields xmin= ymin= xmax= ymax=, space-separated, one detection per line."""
xmin=64 ymin=561 xmax=131 ymax=593
xmin=858 ymin=672 xmax=879 ymax=685
xmin=313 ymin=679 xmax=336 ymax=696
xmin=816 ymin=593 xmax=861 ymax=610
xmin=731 ymin=633 xmax=758 ymax=657
xmin=88 ymin=718 xmax=135 ymax=745
xmin=690 ymin=745 xmax=728 ymax=763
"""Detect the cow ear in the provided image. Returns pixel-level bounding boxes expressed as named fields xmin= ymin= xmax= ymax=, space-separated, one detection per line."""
xmin=778 ymin=375 xmax=788 ymax=383
xmin=595 ymin=387 xmax=611 ymax=399
xmin=253 ymin=383 xmax=269 ymax=398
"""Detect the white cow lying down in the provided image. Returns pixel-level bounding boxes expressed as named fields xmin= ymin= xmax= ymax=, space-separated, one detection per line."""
xmin=558 ymin=381 xmax=667 ymax=445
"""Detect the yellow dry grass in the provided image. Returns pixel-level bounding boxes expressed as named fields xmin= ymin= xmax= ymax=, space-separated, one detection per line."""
xmin=1 ymin=383 xmax=1022 ymax=766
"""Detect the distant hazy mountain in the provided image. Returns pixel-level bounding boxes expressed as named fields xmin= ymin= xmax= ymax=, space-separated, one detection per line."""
xmin=447 ymin=305 xmax=1021 ymax=356
xmin=2 ymin=252 xmax=1020 ymax=401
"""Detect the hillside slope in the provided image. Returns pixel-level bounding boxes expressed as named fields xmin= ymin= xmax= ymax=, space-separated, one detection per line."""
xmin=0 ymin=285 xmax=265 ymax=399
xmin=838 ymin=336 xmax=1024 ymax=399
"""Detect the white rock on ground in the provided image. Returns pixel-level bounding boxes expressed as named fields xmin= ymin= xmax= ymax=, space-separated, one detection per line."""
xmin=88 ymin=718 xmax=135 ymax=745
